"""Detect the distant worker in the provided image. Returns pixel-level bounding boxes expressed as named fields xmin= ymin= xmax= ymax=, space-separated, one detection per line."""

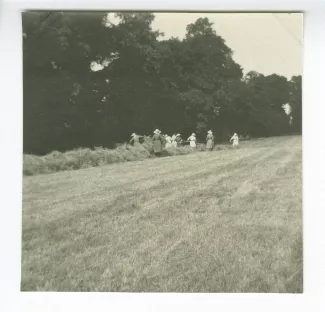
xmin=187 ymin=133 xmax=197 ymax=148
xmin=165 ymin=134 xmax=173 ymax=149
xmin=175 ymin=134 xmax=182 ymax=147
xmin=129 ymin=133 xmax=143 ymax=147
xmin=206 ymin=130 xmax=214 ymax=151
xmin=152 ymin=129 xmax=163 ymax=156
xmin=230 ymin=133 xmax=239 ymax=146
xmin=161 ymin=132 xmax=167 ymax=148
xmin=171 ymin=133 xmax=177 ymax=148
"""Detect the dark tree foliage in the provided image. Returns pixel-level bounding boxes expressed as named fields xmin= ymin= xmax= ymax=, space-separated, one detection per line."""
xmin=22 ymin=12 xmax=302 ymax=155
xmin=289 ymin=76 xmax=302 ymax=133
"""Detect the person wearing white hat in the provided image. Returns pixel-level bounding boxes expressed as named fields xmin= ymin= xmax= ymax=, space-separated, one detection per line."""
xmin=230 ymin=132 xmax=239 ymax=146
xmin=129 ymin=133 xmax=143 ymax=147
xmin=187 ymin=133 xmax=197 ymax=148
xmin=175 ymin=133 xmax=182 ymax=147
xmin=206 ymin=130 xmax=214 ymax=151
xmin=152 ymin=129 xmax=163 ymax=155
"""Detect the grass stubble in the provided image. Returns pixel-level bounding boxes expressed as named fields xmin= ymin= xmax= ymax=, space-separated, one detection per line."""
xmin=22 ymin=136 xmax=302 ymax=292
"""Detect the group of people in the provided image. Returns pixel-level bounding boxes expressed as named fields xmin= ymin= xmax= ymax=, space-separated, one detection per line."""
xmin=130 ymin=129 xmax=239 ymax=155
xmin=151 ymin=130 xmax=183 ymax=154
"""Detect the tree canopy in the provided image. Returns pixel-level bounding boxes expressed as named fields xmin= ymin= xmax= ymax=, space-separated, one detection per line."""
xmin=23 ymin=12 xmax=302 ymax=155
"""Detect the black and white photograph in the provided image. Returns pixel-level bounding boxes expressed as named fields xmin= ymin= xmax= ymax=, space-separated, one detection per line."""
xmin=21 ymin=11 xmax=303 ymax=293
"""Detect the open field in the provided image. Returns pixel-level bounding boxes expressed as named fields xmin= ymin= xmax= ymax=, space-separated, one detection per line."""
xmin=22 ymin=136 xmax=302 ymax=292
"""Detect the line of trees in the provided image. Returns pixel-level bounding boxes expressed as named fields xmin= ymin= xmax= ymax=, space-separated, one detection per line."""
xmin=23 ymin=12 xmax=302 ymax=155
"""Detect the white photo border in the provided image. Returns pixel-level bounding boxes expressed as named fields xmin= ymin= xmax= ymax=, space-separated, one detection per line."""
xmin=1 ymin=0 xmax=324 ymax=311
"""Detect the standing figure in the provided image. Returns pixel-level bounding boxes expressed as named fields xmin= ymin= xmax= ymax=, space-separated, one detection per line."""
xmin=206 ymin=130 xmax=214 ymax=151
xmin=230 ymin=133 xmax=239 ymax=146
xmin=175 ymin=134 xmax=182 ymax=147
xmin=152 ymin=129 xmax=163 ymax=156
xmin=187 ymin=133 xmax=197 ymax=148
xmin=161 ymin=133 xmax=167 ymax=149
xmin=165 ymin=134 xmax=173 ymax=149
xmin=129 ymin=133 xmax=143 ymax=147
xmin=171 ymin=133 xmax=177 ymax=148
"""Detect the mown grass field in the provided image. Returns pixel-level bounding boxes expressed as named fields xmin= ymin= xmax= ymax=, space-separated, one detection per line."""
xmin=21 ymin=136 xmax=302 ymax=292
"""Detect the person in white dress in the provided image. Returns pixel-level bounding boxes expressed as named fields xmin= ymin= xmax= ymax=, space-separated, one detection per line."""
xmin=187 ymin=133 xmax=197 ymax=148
xmin=175 ymin=134 xmax=182 ymax=147
xmin=230 ymin=133 xmax=239 ymax=146
xmin=165 ymin=134 xmax=173 ymax=149
xmin=171 ymin=133 xmax=177 ymax=148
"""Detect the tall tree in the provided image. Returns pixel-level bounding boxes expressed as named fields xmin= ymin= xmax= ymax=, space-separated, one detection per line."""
xmin=23 ymin=12 xmax=297 ymax=155
xmin=23 ymin=12 xmax=110 ymax=153
xmin=244 ymin=71 xmax=291 ymax=137
xmin=176 ymin=17 xmax=243 ymax=140
xmin=289 ymin=75 xmax=302 ymax=133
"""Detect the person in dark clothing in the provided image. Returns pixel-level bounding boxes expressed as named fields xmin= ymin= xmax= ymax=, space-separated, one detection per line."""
xmin=152 ymin=129 xmax=163 ymax=156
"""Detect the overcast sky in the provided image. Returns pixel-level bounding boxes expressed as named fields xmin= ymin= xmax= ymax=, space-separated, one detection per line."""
xmin=149 ymin=12 xmax=303 ymax=79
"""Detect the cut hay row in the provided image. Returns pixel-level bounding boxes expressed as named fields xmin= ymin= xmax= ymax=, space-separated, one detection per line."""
xmin=23 ymin=136 xmax=234 ymax=176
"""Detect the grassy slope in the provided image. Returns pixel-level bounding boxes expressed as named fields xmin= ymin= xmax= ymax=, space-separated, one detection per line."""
xmin=22 ymin=136 xmax=302 ymax=292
